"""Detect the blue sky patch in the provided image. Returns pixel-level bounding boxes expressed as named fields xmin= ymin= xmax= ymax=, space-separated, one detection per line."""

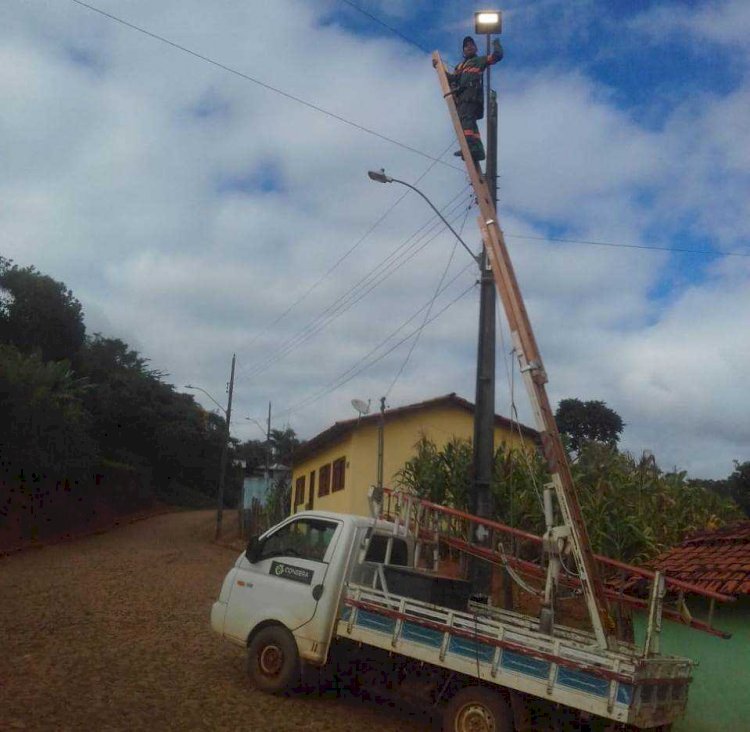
xmin=216 ymin=161 xmax=285 ymax=195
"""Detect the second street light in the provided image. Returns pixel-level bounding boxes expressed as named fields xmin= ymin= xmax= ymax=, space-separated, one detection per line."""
xmin=185 ymin=352 xmax=236 ymax=541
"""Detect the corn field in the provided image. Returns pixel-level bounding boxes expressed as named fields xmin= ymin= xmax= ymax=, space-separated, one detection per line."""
xmin=396 ymin=437 xmax=741 ymax=564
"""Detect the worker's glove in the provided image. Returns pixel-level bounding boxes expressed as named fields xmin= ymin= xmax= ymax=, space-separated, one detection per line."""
xmin=492 ymin=38 xmax=504 ymax=60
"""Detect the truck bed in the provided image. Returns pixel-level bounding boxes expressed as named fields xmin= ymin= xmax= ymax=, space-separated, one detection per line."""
xmin=338 ymin=583 xmax=693 ymax=729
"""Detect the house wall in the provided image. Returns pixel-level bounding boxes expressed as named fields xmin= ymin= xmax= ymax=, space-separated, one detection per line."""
xmin=634 ymin=597 xmax=750 ymax=731
xmin=291 ymin=404 xmax=529 ymax=517
xmin=290 ymin=434 xmax=354 ymax=515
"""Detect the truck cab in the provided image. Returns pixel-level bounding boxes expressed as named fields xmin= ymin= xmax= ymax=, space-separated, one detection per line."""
xmin=211 ymin=510 xmax=410 ymax=676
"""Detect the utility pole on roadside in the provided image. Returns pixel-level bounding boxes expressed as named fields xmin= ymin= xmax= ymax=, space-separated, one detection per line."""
xmin=377 ymin=396 xmax=386 ymax=494
xmin=470 ymin=12 xmax=502 ymax=601
xmin=265 ymin=400 xmax=272 ymax=505
xmin=215 ymin=353 xmax=236 ymax=540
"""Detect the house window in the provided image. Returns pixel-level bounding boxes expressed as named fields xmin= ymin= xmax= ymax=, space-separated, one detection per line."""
xmin=308 ymin=471 xmax=315 ymax=504
xmin=294 ymin=476 xmax=305 ymax=506
xmin=332 ymin=457 xmax=346 ymax=492
xmin=318 ymin=463 xmax=331 ymax=497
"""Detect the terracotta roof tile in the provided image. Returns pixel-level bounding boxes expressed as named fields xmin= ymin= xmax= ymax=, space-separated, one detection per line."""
xmin=652 ymin=521 xmax=750 ymax=597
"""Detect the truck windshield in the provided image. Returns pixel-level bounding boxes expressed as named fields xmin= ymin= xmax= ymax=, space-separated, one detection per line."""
xmin=260 ymin=518 xmax=338 ymax=563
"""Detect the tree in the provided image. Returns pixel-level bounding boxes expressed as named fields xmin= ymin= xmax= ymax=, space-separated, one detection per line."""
xmin=555 ymin=398 xmax=624 ymax=453
xmin=0 ymin=258 xmax=85 ymax=363
xmin=75 ymin=334 xmax=226 ymax=503
xmin=235 ymin=439 xmax=268 ymax=473
xmin=726 ymin=461 xmax=750 ymax=517
xmin=270 ymin=428 xmax=299 ymax=466
xmin=0 ymin=345 xmax=97 ymax=480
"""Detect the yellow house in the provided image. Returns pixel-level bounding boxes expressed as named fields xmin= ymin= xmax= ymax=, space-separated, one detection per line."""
xmin=290 ymin=393 xmax=538 ymax=517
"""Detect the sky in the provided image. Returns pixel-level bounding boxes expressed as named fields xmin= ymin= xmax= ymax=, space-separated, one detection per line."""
xmin=1 ymin=0 xmax=748 ymax=478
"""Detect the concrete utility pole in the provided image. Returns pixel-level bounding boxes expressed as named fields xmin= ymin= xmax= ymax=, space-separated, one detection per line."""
xmin=377 ymin=396 xmax=386 ymax=493
xmin=265 ymin=401 xmax=271 ymax=499
xmin=469 ymin=33 xmax=500 ymax=600
xmin=215 ymin=353 xmax=236 ymax=540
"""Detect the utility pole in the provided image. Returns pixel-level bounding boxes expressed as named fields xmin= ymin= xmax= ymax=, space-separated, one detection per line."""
xmin=469 ymin=34 xmax=499 ymax=599
xmin=377 ymin=396 xmax=386 ymax=493
xmin=265 ymin=401 xmax=272 ymax=510
xmin=215 ymin=353 xmax=235 ymax=540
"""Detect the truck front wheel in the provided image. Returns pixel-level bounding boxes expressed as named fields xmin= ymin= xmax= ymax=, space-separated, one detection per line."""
xmin=443 ymin=686 xmax=513 ymax=732
xmin=247 ymin=625 xmax=300 ymax=694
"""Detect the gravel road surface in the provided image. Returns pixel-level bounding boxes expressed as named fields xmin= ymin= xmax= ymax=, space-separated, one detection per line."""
xmin=0 ymin=510 xmax=432 ymax=731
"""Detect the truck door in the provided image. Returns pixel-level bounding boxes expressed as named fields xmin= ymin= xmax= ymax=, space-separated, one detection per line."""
xmin=225 ymin=516 xmax=341 ymax=646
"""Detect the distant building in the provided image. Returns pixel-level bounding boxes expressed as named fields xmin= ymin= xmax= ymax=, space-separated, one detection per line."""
xmin=242 ymin=463 xmax=290 ymax=508
xmin=290 ymin=393 xmax=538 ymax=517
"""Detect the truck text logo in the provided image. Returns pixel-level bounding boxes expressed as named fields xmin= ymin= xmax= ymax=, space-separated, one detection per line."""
xmin=270 ymin=561 xmax=313 ymax=585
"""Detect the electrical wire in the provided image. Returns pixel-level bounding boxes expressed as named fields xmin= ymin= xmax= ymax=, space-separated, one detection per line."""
xmin=279 ymin=280 xmax=478 ymax=418
xmin=504 ymin=232 xmax=750 ymax=258
xmin=384 ymin=202 xmax=472 ymax=399
xmin=338 ymin=0 xmax=432 ymax=55
xmin=236 ymin=189 xmax=473 ymax=381
xmin=236 ymin=191 xmax=471 ymax=381
xmin=69 ymin=3 xmax=750 ymax=263
xmin=283 ymin=260 xmax=477 ymax=416
xmin=237 ymin=139 xmax=456 ymax=357
xmin=69 ymin=0 xmax=463 ymax=172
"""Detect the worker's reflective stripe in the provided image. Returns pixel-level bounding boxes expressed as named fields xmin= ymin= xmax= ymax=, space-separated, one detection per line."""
xmin=463 ymin=130 xmax=481 ymax=137
xmin=462 ymin=67 xmax=482 ymax=73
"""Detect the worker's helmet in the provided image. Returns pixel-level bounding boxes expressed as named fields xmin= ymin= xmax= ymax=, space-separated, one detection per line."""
xmin=462 ymin=36 xmax=477 ymax=57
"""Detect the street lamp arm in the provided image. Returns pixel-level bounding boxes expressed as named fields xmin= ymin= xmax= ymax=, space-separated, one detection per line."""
xmin=184 ymin=384 xmax=226 ymax=414
xmin=367 ymin=171 xmax=480 ymax=266
xmin=245 ymin=416 xmax=268 ymax=438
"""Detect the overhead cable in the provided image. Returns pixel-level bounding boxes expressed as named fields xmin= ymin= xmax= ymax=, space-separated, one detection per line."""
xmin=236 ymin=188 xmax=473 ymax=381
xmin=338 ymin=0 xmax=432 ymax=55
xmin=505 ymin=232 xmax=750 ymax=258
xmin=69 ymin=0 xmax=462 ymax=172
xmin=240 ymin=139 xmax=456 ymax=355
xmin=385 ymin=203 xmax=472 ymax=399
xmin=279 ymin=279 xmax=478 ymax=418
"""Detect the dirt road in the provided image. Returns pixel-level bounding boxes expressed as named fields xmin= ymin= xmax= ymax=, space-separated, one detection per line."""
xmin=0 ymin=511 xmax=431 ymax=731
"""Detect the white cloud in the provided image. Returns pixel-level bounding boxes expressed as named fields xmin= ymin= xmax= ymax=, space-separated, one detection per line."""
xmin=0 ymin=0 xmax=748 ymax=479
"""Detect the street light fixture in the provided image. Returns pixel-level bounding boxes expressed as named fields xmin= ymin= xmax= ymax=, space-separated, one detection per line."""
xmin=367 ymin=169 xmax=480 ymax=266
xmin=184 ymin=384 xmax=226 ymax=414
xmin=474 ymin=10 xmax=502 ymax=35
xmin=185 ymin=353 xmax=236 ymax=540
xmin=245 ymin=416 xmax=267 ymax=437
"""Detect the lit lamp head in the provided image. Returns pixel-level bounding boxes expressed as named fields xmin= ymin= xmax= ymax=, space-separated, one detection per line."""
xmin=474 ymin=10 xmax=503 ymax=35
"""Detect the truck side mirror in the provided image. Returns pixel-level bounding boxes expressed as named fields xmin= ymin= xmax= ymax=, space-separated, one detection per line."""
xmin=245 ymin=536 xmax=261 ymax=563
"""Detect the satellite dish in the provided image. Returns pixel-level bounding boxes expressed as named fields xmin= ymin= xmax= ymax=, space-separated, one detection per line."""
xmin=351 ymin=398 xmax=371 ymax=417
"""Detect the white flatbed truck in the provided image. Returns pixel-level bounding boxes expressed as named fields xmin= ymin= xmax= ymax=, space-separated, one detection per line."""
xmin=211 ymin=509 xmax=694 ymax=731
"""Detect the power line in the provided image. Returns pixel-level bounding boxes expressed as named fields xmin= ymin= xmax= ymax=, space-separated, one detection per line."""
xmin=239 ymin=139 xmax=456 ymax=355
xmin=303 ymin=260 xmax=477 ymax=409
xmin=385 ymin=204 xmax=471 ymax=399
xmin=505 ymin=232 xmax=750 ymax=258
xmin=236 ymin=190 xmax=473 ymax=382
xmin=279 ymin=277 xmax=478 ymax=418
xmin=69 ymin=0 xmax=462 ymax=172
xmin=236 ymin=188 xmax=470 ymax=380
xmin=338 ymin=0 xmax=432 ymax=55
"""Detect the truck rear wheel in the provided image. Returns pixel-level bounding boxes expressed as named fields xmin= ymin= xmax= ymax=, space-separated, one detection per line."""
xmin=443 ymin=686 xmax=513 ymax=732
xmin=247 ymin=625 xmax=300 ymax=694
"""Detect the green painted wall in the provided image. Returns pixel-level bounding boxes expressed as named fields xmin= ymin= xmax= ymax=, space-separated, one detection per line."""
xmin=634 ymin=597 xmax=750 ymax=731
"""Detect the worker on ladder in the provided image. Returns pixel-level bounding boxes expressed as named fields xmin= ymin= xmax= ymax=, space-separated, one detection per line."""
xmin=434 ymin=36 xmax=503 ymax=163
